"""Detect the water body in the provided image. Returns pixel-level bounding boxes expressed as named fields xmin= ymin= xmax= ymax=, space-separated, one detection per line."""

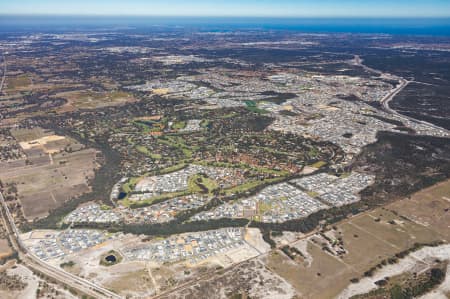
xmin=105 ymin=255 xmax=117 ymax=263
xmin=1 ymin=16 xmax=450 ymax=36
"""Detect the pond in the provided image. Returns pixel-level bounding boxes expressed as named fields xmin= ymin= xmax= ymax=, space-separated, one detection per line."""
xmin=105 ymin=255 xmax=117 ymax=263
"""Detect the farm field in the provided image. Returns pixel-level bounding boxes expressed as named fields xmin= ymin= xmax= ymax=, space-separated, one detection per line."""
xmin=0 ymin=128 xmax=98 ymax=219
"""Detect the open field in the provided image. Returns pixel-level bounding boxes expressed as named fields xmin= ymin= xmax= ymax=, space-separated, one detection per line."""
xmin=0 ymin=149 xmax=97 ymax=219
xmin=18 ymin=134 xmax=83 ymax=154
xmin=0 ymin=128 xmax=98 ymax=219
xmin=53 ymin=89 xmax=136 ymax=110
xmin=387 ymin=179 xmax=450 ymax=239
xmin=4 ymin=71 xmax=84 ymax=94
xmin=104 ymin=268 xmax=155 ymax=297
xmin=4 ymin=74 xmax=33 ymax=92
xmin=223 ymin=177 xmax=285 ymax=196
xmin=265 ymin=242 xmax=357 ymax=299
xmin=10 ymin=127 xmax=47 ymax=142
xmin=3 ymin=73 xmax=80 ymax=95
xmin=265 ymin=206 xmax=446 ymax=299
xmin=337 ymin=222 xmax=396 ymax=273
xmin=122 ymin=190 xmax=190 ymax=208
xmin=341 ymin=209 xmax=443 ymax=271
xmin=0 ymin=239 xmax=13 ymax=260
xmin=351 ymin=209 xmax=443 ymax=247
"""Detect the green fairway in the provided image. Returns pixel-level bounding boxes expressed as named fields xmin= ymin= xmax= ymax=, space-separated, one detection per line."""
xmin=188 ymin=174 xmax=219 ymax=194
xmin=135 ymin=145 xmax=162 ymax=159
xmin=172 ymin=121 xmax=186 ymax=130
xmin=121 ymin=177 xmax=141 ymax=194
xmin=309 ymin=161 xmax=327 ymax=168
xmin=223 ymin=177 xmax=285 ymax=196
xmin=123 ymin=190 xmax=191 ymax=209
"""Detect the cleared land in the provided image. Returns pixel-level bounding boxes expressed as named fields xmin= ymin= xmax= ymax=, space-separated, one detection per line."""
xmin=104 ymin=268 xmax=155 ymax=297
xmin=265 ymin=207 xmax=445 ymax=299
xmin=0 ymin=239 xmax=13 ymax=260
xmin=387 ymin=179 xmax=450 ymax=240
xmin=53 ymin=89 xmax=136 ymax=110
xmin=4 ymin=74 xmax=33 ymax=92
xmin=266 ymin=242 xmax=357 ymax=299
xmin=0 ymin=128 xmax=98 ymax=220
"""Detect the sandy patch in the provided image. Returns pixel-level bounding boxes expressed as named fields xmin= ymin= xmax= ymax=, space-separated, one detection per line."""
xmin=337 ymin=244 xmax=450 ymax=299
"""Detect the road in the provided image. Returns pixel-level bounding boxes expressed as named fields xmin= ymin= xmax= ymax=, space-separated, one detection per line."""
xmin=0 ymin=191 xmax=122 ymax=299
xmin=352 ymin=55 xmax=382 ymax=76
xmin=353 ymin=55 xmax=449 ymax=134
xmin=379 ymin=77 xmax=410 ymax=115
xmin=379 ymin=78 xmax=449 ymax=133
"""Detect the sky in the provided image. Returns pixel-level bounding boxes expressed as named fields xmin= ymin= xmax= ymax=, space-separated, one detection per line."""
xmin=1 ymin=0 xmax=450 ymax=18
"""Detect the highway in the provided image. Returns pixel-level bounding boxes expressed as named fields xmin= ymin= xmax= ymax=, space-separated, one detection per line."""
xmin=353 ymin=55 xmax=449 ymax=134
xmin=379 ymin=78 xmax=450 ymax=133
xmin=379 ymin=77 xmax=410 ymax=115
xmin=0 ymin=191 xmax=123 ymax=299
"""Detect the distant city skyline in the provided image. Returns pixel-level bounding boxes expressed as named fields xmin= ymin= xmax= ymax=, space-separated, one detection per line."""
xmin=1 ymin=0 xmax=450 ymax=18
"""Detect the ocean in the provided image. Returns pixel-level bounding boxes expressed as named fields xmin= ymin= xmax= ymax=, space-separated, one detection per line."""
xmin=1 ymin=16 xmax=450 ymax=36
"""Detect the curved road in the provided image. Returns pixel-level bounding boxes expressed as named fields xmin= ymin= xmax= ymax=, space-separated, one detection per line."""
xmin=353 ymin=55 xmax=449 ymax=134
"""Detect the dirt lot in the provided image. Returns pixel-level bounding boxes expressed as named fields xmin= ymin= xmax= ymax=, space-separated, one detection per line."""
xmin=105 ymin=268 xmax=155 ymax=297
xmin=0 ymin=239 xmax=13 ymax=260
xmin=265 ymin=242 xmax=357 ymax=299
xmin=265 ymin=207 xmax=445 ymax=299
xmin=0 ymin=128 xmax=98 ymax=220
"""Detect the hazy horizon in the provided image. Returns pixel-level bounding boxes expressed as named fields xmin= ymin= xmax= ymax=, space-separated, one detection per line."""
xmin=1 ymin=0 xmax=450 ymax=18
